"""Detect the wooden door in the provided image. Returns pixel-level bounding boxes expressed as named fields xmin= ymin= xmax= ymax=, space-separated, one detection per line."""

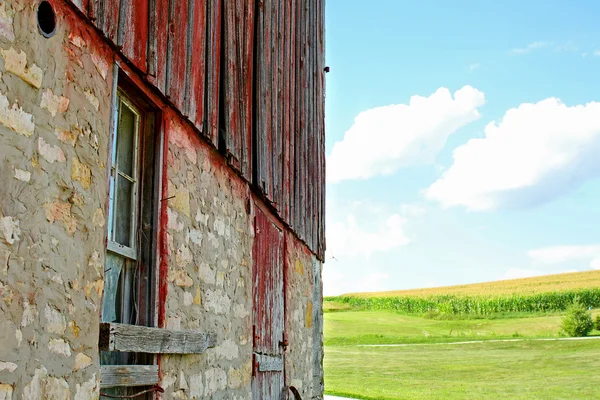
xmin=252 ymin=206 xmax=285 ymax=399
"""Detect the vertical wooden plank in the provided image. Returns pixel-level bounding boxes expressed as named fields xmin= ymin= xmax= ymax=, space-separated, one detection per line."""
xmin=293 ymin=0 xmax=303 ymax=240
xmin=241 ymin=0 xmax=255 ymax=180
xmin=300 ymin=0 xmax=308 ymax=242
xmin=91 ymin=0 xmax=121 ymax=45
xmin=166 ymin=0 xmax=190 ymax=112
xmin=273 ymin=0 xmax=284 ymax=214
xmin=255 ymin=0 xmax=273 ymax=197
xmin=222 ymin=0 xmax=243 ymax=172
xmin=147 ymin=0 xmax=169 ymax=93
xmin=282 ymin=0 xmax=292 ymax=223
xmin=252 ymin=206 xmax=285 ymax=399
xmin=204 ymin=0 xmax=222 ymax=146
xmin=308 ymin=0 xmax=315 ymax=251
xmin=318 ymin=0 xmax=326 ymax=258
xmin=188 ymin=0 xmax=207 ymax=130
xmin=121 ymin=0 xmax=149 ymax=73
xmin=223 ymin=0 xmax=255 ymax=179
xmin=311 ymin=0 xmax=318 ymax=252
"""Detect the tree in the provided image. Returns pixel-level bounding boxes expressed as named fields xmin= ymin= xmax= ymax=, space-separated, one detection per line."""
xmin=561 ymin=298 xmax=593 ymax=337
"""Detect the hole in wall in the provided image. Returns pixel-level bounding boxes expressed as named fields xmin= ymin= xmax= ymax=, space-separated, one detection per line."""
xmin=37 ymin=1 xmax=56 ymax=38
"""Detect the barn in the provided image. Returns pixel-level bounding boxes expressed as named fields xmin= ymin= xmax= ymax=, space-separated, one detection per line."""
xmin=0 ymin=0 xmax=325 ymax=398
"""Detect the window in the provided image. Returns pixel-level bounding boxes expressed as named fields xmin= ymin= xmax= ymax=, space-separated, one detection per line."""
xmin=100 ymin=80 xmax=160 ymax=398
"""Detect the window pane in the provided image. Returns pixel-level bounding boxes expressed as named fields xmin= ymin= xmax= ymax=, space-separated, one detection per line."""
xmin=117 ymin=101 xmax=137 ymax=177
xmin=102 ymin=252 xmax=125 ymax=323
xmin=115 ymin=176 xmax=134 ymax=246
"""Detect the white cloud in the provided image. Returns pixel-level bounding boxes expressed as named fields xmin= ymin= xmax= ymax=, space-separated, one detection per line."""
xmin=426 ymin=98 xmax=600 ymax=211
xmin=593 ymin=50 xmax=600 ymax=57
xmin=528 ymin=244 xmax=600 ymax=269
xmin=323 ymin=264 xmax=345 ymax=297
xmin=326 ymin=213 xmax=409 ymax=259
xmin=510 ymin=41 xmax=549 ymax=55
xmin=399 ymin=204 xmax=427 ymax=217
xmin=327 ymin=86 xmax=485 ymax=184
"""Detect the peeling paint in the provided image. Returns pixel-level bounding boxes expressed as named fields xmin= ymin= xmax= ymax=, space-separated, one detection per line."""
xmin=43 ymin=201 xmax=77 ymax=235
xmin=44 ymin=305 xmax=66 ymax=335
xmin=73 ymin=353 xmax=92 ymax=371
xmin=0 ymin=47 xmax=42 ymax=88
xmin=83 ymin=90 xmax=99 ymax=111
xmin=21 ymin=300 xmax=36 ymax=327
xmin=38 ymin=138 xmax=66 ymax=164
xmin=48 ymin=338 xmax=71 ymax=357
xmin=55 ymin=128 xmax=78 ymax=147
xmin=40 ymin=90 xmax=69 ymax=117
xmin=0 ymin=3 xmax=14 ymax=42
xmin=0 ymin=91 xmax=34 ymax=136
xmin=90 ymin=51 xmax=108 ymax=80
xmin=0 ymin=362 xmax=17 ymax=373
xmin=0 ymin=216 xmax=20 ymax=245
xmin=13 ymin=168 xmax=30 ymax=182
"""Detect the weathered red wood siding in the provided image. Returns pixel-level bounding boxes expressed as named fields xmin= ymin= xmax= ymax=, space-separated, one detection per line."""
xmin=70 ymin=0 xmax=326 ymax=260
xmin=252 ymin=205 xmax=285 ymax=398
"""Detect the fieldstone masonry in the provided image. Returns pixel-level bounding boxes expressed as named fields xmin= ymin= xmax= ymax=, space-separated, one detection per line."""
xmin=0 ymin=1 xmax=324 ymax=399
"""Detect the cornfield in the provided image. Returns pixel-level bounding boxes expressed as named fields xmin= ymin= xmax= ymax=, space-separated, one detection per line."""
xmin=326 ymin=288 xmax=600 ymax=315
xmin=343 ymin=270 xmax=600 ymax=299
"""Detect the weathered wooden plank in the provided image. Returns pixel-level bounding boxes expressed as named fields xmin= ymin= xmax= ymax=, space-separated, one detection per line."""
xmin=240 ymin=0 xmax=255 ymax=180
xmin=252 ymin=206 xmax=284 ymax=354
xmin=120 ymin=0 xmax=148 ymax=72
xmin=99 ymin=322 xmax=217 ymax=354
xmin=255 ymin=353 xmax=284 ymax=372
xmin=272 ymin=0 xmax=283 ymax=213
xmin=188 ymin=0 xmax=207 ymax=132
xmin=90 ymin=0 xmax=121 ymax=45
xmin=166 ymin=0 xmax=189 ymax=111
xmin=204 ymin=0 xmax=222 ymax=146
xmin=282 ymin=0 xmax=293 ymax=224
xmin=252 ymin=205 xmax=285 ymax=398
xmin=100 ymin=365 xmax=159 ymax=388
xmin=147 ymin=0 xmax=169 ymax=92
xmin=318 ymin=0 xmax=326 ymax=259
xmin=222 ymin=0 xmax=243 ymax=171
xmin=292 ymin=0 xmax=302 ymax=239
xmin=255 ymin=0 xmax=273 ymax=196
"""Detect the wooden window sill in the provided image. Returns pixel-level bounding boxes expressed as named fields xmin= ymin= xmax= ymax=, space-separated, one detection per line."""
xmin=99 ymin=322 xmax=217 ymax=354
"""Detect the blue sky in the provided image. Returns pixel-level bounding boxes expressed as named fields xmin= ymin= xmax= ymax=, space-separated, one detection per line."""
xmin=323 ymin=0 xmax=600 ymax=295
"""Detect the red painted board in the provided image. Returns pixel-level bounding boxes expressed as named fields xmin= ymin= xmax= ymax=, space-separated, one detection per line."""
xmin=121 ymin=0 xmax=149 ymax=73
xmin=188 ymin=0 xmax=207 ymax=130
xmin=255 ymin=0 xmax=273 ymax=198
xmin=252 ymin=205 xmax=284 ymax=399
xmin=204 ymin=0 xmax=222 ymax=147
xmin=88 ymin=0 xmax=120 ymax=45
xmin=166 ymin=0 xmax=189 ymax=112
xmin=147 ymin=0 xmax=169 ymax=93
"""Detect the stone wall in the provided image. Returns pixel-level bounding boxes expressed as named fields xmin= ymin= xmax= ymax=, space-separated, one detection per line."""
xmin=159 ymin=113 xmax=254 ymax=399
xmin=0 ymin=1 xmax=323 ymax=399
xmin=0 ymin=1 xmax=113 ymax=398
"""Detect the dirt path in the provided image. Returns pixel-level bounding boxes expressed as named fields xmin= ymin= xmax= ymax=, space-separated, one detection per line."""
xmin=359 ymin=335 xmax=600 ymax=347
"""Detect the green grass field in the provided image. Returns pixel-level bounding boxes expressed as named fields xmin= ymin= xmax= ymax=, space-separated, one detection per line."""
xmin=324 ymin=305 xmax=600 ymax=398
xmin=325 ymin=339 xmax=600 ymax=400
